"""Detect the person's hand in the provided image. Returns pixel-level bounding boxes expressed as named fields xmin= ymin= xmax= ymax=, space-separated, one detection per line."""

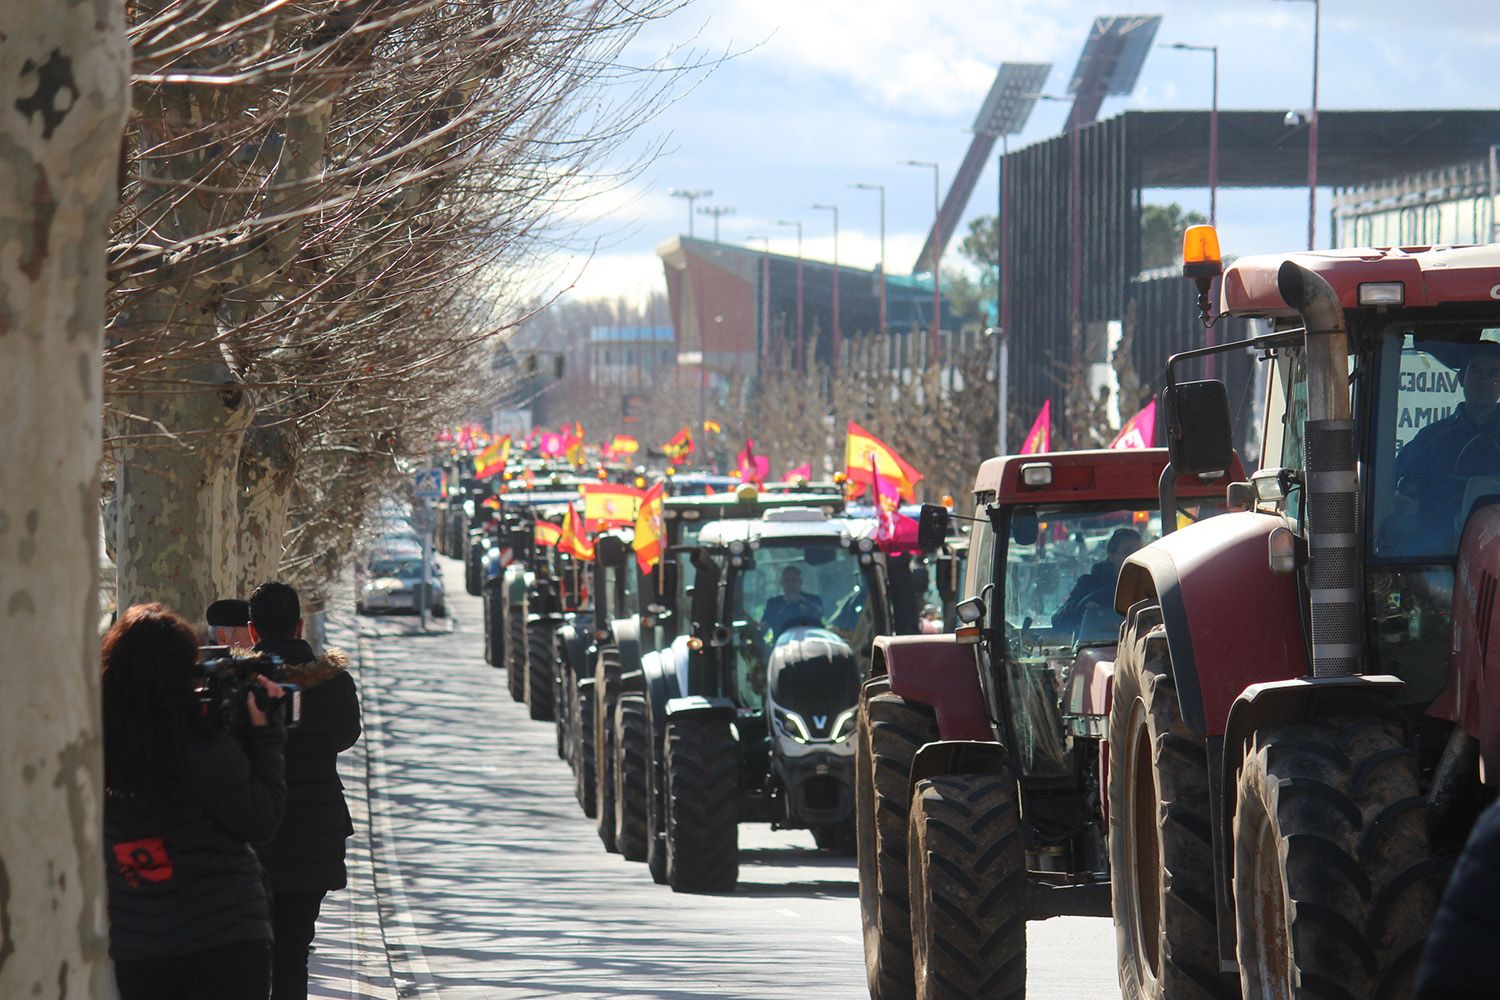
xmin=246 ymin=675 xmax=285 ymax=728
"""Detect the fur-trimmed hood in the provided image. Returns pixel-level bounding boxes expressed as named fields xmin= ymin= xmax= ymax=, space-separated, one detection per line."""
xmin=281 ymin=648 xmax=349 ymax=689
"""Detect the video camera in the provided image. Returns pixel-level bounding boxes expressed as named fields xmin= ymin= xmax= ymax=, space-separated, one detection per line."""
xmin=197 ymin=647 xmax=303 ymax=733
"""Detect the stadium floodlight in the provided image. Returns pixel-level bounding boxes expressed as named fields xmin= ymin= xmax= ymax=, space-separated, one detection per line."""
xmin=1067 ymin=15 xmax=1163 ymax=98
xmin=974 ymin=62 xmax=1053 ymax=137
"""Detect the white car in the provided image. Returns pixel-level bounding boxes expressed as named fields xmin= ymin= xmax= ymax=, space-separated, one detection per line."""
xmin=357 ymin=553 xmax=445 ymax=616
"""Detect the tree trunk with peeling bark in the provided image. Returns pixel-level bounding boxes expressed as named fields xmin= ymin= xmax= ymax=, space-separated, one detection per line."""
xmin=237 ymin=417 xmax=302 ymax=594
xmin=0 ymin=2 xmax=130 ymax=996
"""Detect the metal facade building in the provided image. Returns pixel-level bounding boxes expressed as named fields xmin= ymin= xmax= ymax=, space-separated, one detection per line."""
xmin=1002 ymin=109 xmax=1500 ymax=421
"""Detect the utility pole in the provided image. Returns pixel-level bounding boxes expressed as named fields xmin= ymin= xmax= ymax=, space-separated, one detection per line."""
xmin=811 ymin=203 xmax=840 ymax=380
xmin=851 ymin=182 xmax=887 ymax=337
xmin=775 ymin=219 xmax=805 ymax=372
xmin=668 ymin=187 xmax=711 ymax=237
xmin=747 ymin=236 xmax=771 ymax=367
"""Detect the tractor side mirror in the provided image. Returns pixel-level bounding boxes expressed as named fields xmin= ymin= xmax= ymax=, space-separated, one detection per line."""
xmin=1165 ymin=379 xmax=1234 ymax=476
xmin=956 ymin=596 xmax=986 ymax=625
xmin=916 ymin=503 xmax=951 ymax=551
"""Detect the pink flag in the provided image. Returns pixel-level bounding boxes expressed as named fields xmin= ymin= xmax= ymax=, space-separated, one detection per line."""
xmin=737 ymin=439 xmax=770 ymax=487
xmin=1019 ymin=400 xmax=1051 ymax=455
xmin=1109 ymin=399 xmax=1158 ymax=450
xmin=539 ymin=432 xmax=564 ymax=457
xmin=783 ymin=463 xmax=812 ymax=482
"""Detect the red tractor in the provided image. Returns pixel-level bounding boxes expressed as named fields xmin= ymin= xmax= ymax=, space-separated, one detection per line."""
xmin=1106 ymin=230 xmax=1500 ymax=998
xmin=855 ymin=448 xmax=1242 ymax=999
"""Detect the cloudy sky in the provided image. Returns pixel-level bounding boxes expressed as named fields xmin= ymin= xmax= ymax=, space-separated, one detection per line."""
xmin=524 ymin=1 xmax=1500 ymax=306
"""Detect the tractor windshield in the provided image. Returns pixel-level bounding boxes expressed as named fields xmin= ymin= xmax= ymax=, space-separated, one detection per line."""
xmin=1365 ymin=325 xmax=1500 ymax=704
xmin=1371 ymin=326 xmax=1500 ymax=562
xmin=723 ymin=540 xmax=878 ymax=709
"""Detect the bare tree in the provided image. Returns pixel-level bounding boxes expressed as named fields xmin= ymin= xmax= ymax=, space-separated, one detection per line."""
xmin=105 ymin=0 xmax=697 ymax=617
xmin=0 ymin=3 xmax=130 ymax=995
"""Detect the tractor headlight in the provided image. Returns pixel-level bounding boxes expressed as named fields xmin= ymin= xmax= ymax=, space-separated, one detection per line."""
xmin=774 ymin=707 xmax=811 ymax=744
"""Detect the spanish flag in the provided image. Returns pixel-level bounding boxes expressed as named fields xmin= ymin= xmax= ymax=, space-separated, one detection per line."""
xmin=583 ymin=483 xmax=644 ymax=531
xmin=534 ymin=520 xmax=563 ymax=547
xmin=843 ymin=421 xmax=923 ymax=502
xmin=702 ymin=419 xmax=722 ymax=434
xmin=633 ymin=482 xmax=666 ymax=573
xmin=609 ymin=434 xmax=639 ymax=455
xmin=662 ymin=426 xmax=695 ymax=465
xmin=1020 ymin=400 xmax=1052 ymax=455
xmin=558 ymin=505 xmax=595 ymax=561
xmin=474 ymin=435 xmax=510 ymax=479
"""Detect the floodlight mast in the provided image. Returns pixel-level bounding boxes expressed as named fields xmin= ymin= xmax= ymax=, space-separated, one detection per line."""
xmin=851 ymin=183 xmax=886 ymax=336
xmin=668 ymin=187 xmax=712 ymax=237
xmin=900 ymin=160 xmax=941 ymax=360
xmin=774 ymin=219 xmax=804 ymax=371
xmin=811 ymin=203 xmax=840 ymax=379
xmin=746 ymin=236 xmax=771 ymax=365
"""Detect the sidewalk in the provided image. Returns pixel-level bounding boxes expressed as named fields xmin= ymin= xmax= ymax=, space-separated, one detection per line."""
xmin=307 ymin=606 xmax=451 ymax=1000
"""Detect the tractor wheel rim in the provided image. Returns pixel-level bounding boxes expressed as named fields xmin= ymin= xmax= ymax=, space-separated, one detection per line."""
xmin=1127 ymin=703 xmax=1162 ymax=983
xmin=1246 ymin=809 xmax=1294 ymax=1000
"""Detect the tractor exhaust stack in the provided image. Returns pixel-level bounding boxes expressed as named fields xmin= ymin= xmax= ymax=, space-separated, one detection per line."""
xmin=1277 ymin=261 xmax=1364 ymax=677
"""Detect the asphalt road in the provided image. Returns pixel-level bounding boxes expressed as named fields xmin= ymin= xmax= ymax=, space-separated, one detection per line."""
xmin=349 ymin=553 xmax=1121 ymax=999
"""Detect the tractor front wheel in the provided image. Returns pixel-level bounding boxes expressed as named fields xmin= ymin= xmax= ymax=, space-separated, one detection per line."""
xmin=524 ymin=621 xmax=556 ymax=721
xmin=614 ymin=693 xmax=650 ymax=862
xmin=505 ymin=605 xmax=526 ymax=703
xmin=595 ymin=647 xmax=623 ymax=853
xmin=907 ymin=772 xmax=1025 ymax=1000
xmin=856 ymin=678 xmax=940 ymax=1000
xmin=1233 ymin=716 xmax=1437 ymax=1000
xmin=1107 ymin=609 xmax=1234 ymax=1000
xmin=664 ymin=715 xmax=739 ymax=893
xmin=572 ymin=678 xmax=597 ymax=818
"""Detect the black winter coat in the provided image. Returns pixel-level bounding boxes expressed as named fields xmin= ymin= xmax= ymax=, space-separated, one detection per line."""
xmin=104 ymin=727 xmax=286 ymax=960
xmin=253 ymin=637 xmax=362 ymax=892
xmin=1417 ymin=798 xmax=1500 ymax=997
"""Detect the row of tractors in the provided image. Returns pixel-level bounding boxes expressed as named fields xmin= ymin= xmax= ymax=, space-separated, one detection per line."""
xmin=853 ymin=234 xmax=1500 ymax=999
xmin=441 ymin=230 xmax=1500 ymax=999
xmin=457 ymin=469 xmax=965 ymax=892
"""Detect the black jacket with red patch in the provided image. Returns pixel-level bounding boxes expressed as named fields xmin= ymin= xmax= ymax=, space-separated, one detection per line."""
xmin=252 ymin=638 xmax=362 ymax=892
xmin=104 ymin=727 xmax=286 ymax=960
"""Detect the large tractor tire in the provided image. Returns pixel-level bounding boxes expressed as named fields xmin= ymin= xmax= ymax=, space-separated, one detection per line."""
xmin=907 ymin=772 xmax=1026 ymax=1000
xmin=813 ymin=821 xmax=857 ymax=856
xmin=664 ymin=715 xmax=739 ymax=893
xmin=614 ymin=693 xmax=651 ymax=862
xmin=646 ymin=739 xmax=669 ymax=884
xmin=1108 ymin=609 xmax=1236 ymax=1000
xmin=525 ymin=621 xmax=556 ymax=722
xmin=572 ymin=678 xmax=598 ymax=818
xmin=856 ymin=677 xmax=940 ymax=1000
xmin=1233 ymin=716 xmax=1437 ymax=1000
xmin=505 ymin=605 xmax=526 ymax=703
xmin=465 ymin=541 xmax=483 ymax=596
xmin=553 ymin=633 xmax=569 ymax=760
xmin=483 ymin=585 xmax=506 ymax=668
xmin=594 ymin=647 xmax=623 ymax=852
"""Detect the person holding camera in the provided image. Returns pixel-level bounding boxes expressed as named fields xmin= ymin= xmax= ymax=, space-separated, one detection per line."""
xmin=103 ymin=603 xmax=288 ymax=1000
xmin=247 ymin=580 xmax=362 ymax=1000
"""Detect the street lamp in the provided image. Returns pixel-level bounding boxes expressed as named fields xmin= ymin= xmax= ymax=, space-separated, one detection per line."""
xmin=774 ymin=220 xmax=804 ymax=372
xmin=811 ymin=203 xmax=840 ymax=379
xmin=1273 ymin=0 xmax=1320 ymax=249
xmin=697 ymin=204 xmax=734 ymax=242
xmin=747 ymin=236 xmax=772 ymax=366
xmin=850 ymin=182 xmax=886 ymax=336
xmin=901 ymin=159 xmax=942 ymax=361
xmin=1163 ymin=43 xmax=1219 ymax=227
xmin=667 ymin=187 xmax=711 ymax=237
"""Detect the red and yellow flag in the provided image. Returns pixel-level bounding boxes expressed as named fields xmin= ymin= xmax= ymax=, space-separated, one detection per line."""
xmin=608 ymin=434 xmax=639 ymax=456
xmin=662 ymin=426 xmax=695 ymax=465
xmin=558 ymin=505 xmax=595 ymax=561
xmin=534 ymin=520 xmax=563 ymax=547
xmin=843 ymin=421 xmax=923 ymax=502
xmin=474 ymin=435 xmax=511 ymax=479
xmin=633 ymin=482 xmax=666 ymax=573
xmin=702 ymin=418 xmax=722 ymax=434
xmin=582 ymin=483 xmax=644 ymax=532
xmin=1020 ymin=400 xmax=1052 ymax=455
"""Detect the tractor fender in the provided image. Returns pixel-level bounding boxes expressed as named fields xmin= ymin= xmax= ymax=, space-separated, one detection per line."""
xmin=871 ymin=633 xmax=989 ymax=742
xmin=642 ymin=640 xmax=687 ymax=727
xmin=664 ymin=695 xmax=737 ymax=722
xmin=1115 ymin=510 xmax=1310 ymax=736
xmin=1430 ymin=503 xmax=1500 ymax=782
xmin=504 ymin=566 xmax=529 ymax=606
xmin=1217 ymin=674 xmax=1405 ymax=912
xmin=557 ymin=617 xmax=595 ymax=683
xmin=613 ymin=617 xmax=644 ymax=676
xmin=909 ymin=740 xmax=1010 ymax=796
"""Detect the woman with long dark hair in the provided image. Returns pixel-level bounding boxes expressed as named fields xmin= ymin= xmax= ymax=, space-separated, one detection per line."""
xmin=102 ymin=603 xmax=287 ymax=1000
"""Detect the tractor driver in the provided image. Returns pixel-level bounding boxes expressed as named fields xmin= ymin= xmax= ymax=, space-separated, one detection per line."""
xmin=1392 ymin=341 xmax=1500 ymax=541
xmin=761 ymin=565 xmax=824 ymax=637
xmin=1052 ymin=527 xmax=1142 ymax=632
